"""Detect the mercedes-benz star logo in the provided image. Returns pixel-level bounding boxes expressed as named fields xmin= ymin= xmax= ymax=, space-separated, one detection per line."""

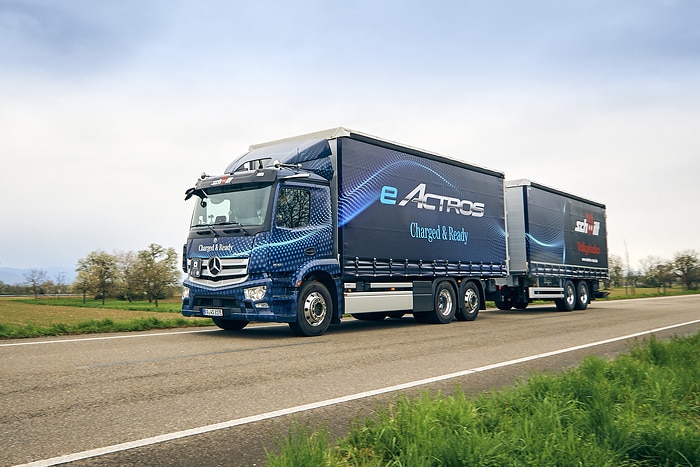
xmin=208 ymin=256 xmax=222 ymax=276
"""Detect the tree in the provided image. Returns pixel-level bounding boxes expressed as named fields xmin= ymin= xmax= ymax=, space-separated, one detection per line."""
xmin=608 ymin=254 xmax=625 ymax=288
xmin=639 ymin=255 xmax=674 ymax=293
xmin=74 ymin=268 xmax=91 ymax=303
xmin=23 ymin=268 xmax=47 ymax=299
xmin=117 ymin=250 xmax=140 ymax=302
xmin=53 ymin=272 xmax=68 ymax=295
xmin=76 ymin=251 xmax=120 ymax=304
xmin=136 ymin=244 xmax=180 ymax=307
xmin=673 ymin=249 xmax=700 ymax=290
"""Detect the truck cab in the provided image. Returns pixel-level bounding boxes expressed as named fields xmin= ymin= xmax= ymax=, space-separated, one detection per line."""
xmin=181 ymin=147 xmax=342 ymax=336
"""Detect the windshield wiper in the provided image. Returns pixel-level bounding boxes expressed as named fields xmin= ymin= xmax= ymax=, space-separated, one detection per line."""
xmin=215 ymin=221 xmax=251 ymax=236
xmin=194 ymin=224 xmax=218 ymax=237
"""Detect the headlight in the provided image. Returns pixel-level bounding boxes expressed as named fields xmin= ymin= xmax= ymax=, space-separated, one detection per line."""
xmin=182 ymin=287 xmax=190 ymax=300
xmin=244 ymin=286 xmax=266 ymax=301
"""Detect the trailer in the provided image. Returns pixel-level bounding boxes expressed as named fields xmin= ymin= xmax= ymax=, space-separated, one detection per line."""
xmin=497 ymin=179 xmax=609 ymax=311
xmin=181 ymin=128 xmax=508 ymax=335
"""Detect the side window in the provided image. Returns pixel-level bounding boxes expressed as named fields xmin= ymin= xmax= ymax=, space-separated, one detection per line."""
xmin=276 ymin=188 xmax=311 ymax=229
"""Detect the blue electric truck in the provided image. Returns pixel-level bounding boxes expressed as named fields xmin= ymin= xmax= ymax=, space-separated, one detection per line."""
xmin=495 ymin=179 xmax=609 ymax=311
xmin=181 ymin=128 xmax=508 ymax=336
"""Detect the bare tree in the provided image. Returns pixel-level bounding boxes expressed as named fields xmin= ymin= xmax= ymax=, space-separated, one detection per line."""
xmin=53 ymin=272 xmax=68 ymax=296
xmin=23 ymin=268 xmax=47 ymax=299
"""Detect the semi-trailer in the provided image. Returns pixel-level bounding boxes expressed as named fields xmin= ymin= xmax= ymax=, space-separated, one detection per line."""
xmin=496 ymin=179 xmax=609 ymax=311
xmin=181 ymin=127 xmax=509 ymax=336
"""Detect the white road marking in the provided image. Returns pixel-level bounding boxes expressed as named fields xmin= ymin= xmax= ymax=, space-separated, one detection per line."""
xmin=0 ymin=328 xmax=215 ymax=347
xmin=15 ymin=318 xmax=700 ymax=467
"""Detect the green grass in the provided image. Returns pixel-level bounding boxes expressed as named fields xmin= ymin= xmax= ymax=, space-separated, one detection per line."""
xmin=604 ymin=286 xmax=700 ymax=300
xmin=0 ymin=297 xmax=213 ymax=338
xmin=267 ymin=332 xmax=700 ymax=466
xmin=12 ymin=297 xmax=182 ymax=312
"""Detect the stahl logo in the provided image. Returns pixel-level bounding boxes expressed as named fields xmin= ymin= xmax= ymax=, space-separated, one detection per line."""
xmin=380 ymin=183 xmax=485 ymax=217
xmin=574 ymin=213 xmax=600 ymax=236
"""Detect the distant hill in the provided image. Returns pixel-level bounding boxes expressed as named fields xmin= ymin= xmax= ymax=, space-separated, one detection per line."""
xmin=0 ymin=267 xmax=76 ymax=285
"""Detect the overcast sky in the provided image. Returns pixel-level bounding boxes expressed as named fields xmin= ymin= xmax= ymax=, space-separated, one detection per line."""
xmin=1 ymin=0 xmax=698 ymax=276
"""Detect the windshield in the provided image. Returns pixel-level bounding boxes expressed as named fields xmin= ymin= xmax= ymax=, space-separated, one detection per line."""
xmin=190 ymin=186 xmax=272 ymax=227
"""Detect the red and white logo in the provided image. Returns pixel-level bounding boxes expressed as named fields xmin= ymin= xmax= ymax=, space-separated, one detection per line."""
xmin=574 ymin=213 xmax=600 ymax=236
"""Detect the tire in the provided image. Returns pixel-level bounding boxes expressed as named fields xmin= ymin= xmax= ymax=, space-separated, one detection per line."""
xmin=431 ymin=281 xmax=456 ymax=324
xmin=555 ymin=280 xmax=576 ymax=312
xmin=575 ymin=280 xmax=589 ymax=310
xmin=212 ymin=317 xmax=249 ymax=331
xmin=514 ymin=300 xmax=529 ymax=310
xmin=289 ymin=281 xmax=332 ymax=336
xmin=455 ymin=281 xmax=480 ymax=321
xmin=387 ymin=312 xmax=405 ymax=319
xmin=412 ymin=311 xmax=433 ymax=323
xmin=495 ymin=297 xmax=514 ymax=311
xmin=351 ymin=312 xmax=387 ymax=321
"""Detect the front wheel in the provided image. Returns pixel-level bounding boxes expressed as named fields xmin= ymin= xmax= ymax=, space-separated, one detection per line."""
xmin=555 ymin=280 xmax=576 ymax=312
xmin=289 ymin=281 xmax=332 ymax=336
xmin=212 ymin=317 xmax=249 ymax=331
xmin=455 ymin=281 xmax=480 ymax=321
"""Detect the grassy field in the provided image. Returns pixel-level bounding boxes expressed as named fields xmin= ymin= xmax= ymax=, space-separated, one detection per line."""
xmin=267 ymin=332 xmax=700 ymax=466
xmin=1 ymin=287 xmax=698 ymax=339
xmin=0 ymin=297 xmax=213 ymax=338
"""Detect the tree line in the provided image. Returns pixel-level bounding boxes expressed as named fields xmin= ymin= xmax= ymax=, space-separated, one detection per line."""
xmin=3 ymin=244 xmax=181 ymax=307
xmin=3 ymin=247 xmax=699 ymax=300
xmin=607 ymin=249 xmax=700 ymax=292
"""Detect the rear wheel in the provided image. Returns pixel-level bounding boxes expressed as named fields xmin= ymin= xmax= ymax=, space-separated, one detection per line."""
xmin=575 ymin=280 xmax=589 ymax=310
xmin=455 ymin=281 xmax=480 ymax=321
xmin=212 ymin=317 xmax=248 ymax=331
xmin=555 ymin=280 xmax=576 ymax=312
xmin=289 ymin=281 xmax=332 ymax=336
xmin=431 ymin=281 xmax=456 ymax=324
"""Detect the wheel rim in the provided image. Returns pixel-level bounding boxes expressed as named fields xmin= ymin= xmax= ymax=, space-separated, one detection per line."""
xmin=464 ymin=287 xmax=478 ymax=314
xmin=303 ymin=291 xmax=327 ymax=327
xmin=565 ymin=284 xmax=575 ymax=306
xmin=437 ymin=288 xmax=454 ymax=317
xmin=579 ymin=284 xmax=588 ymax=304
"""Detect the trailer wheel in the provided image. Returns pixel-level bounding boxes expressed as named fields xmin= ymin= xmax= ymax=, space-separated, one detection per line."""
xmin=575 ymin=281 xmax=589 ymax=310
xmin=514 ymin=300 xmax=529 ymax=310
xmin=555 ymin=280 xmax=576 ymax=312
xmin=289 ymin=281 xmax=332 ymax=336
xmin=212 ymin=317 xmax=249 ymax=331
xmin=431 ymin=281 xmax=457 ymax=324
xmin=455 ymin=281 xmax=480 ymax=321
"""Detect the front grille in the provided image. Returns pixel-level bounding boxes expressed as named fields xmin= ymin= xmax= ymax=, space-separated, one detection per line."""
xmin=188 ymin=256 xmax=249 ymax=288
xmin=193 ymin=296 xmax=240 ymax=308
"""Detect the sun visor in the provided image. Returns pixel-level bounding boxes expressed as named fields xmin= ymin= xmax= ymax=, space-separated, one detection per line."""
xmin=225 ymin=138 xmax=333 ymax=180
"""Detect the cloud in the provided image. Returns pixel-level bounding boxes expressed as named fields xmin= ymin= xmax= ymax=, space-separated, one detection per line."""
xmin=0 ymin=0 xmax=162 ymax=76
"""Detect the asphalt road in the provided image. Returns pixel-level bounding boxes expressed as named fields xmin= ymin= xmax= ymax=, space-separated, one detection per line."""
xmin=2 ymin=295 xmax=699 ymax=467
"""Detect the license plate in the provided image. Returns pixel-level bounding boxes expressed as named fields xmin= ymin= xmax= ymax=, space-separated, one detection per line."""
xmin=203 ymin=308 xmax=223 ymax=317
